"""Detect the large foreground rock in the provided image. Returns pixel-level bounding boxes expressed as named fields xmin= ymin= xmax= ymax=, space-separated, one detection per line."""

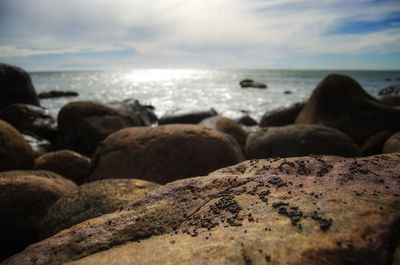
xmin=0 ymin=120 xmax=35 ymax=171
xmin=245 ymin=124 xmax=362 ymax=159
xmin=4 ymin=154 xmax=400 ymax=265
xmin=0 ymin=170 xmax=76 ymax=261
xmin=0 ymin=64 xmax=40 ymax=109
xmin=296 ymin=74 xmax=400 ymax=144
xmin=40 ymin=178 xmax=160 ymax=239
xmin=88 ymin=124 xmax=244 ymax=184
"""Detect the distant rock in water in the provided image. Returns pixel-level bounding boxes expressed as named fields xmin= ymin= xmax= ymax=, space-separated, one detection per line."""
xmin=0 ymin=63 xmax=40 ymax=109
xmin=239 ymin=79 xmax=267 ymax=89
xmin=38 ymin=90 xmax=78 ymax=99
xmin=158 ymin=108 xmax=217 ymax=125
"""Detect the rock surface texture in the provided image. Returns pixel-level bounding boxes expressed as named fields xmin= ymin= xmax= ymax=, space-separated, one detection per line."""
xmin=296 ymin=74 xmax=400 ymax=144
xmin=4 ymin=154 xmax=400 ymax=265
xmin=88 ymin=124 xmax=245 ymax=184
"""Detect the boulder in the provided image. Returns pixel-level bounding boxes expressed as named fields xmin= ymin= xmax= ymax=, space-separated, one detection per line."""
xmin=382 ymin=132 xmax=400 ymax=153
xmin=239 ymin=79 xmax=267 ymax=88
xmin=56 ymin=100 xmax=152 ymax=155
xmin=245 ymin=124 xmax=362 ymax=159
xmin=158 ymin=108 xmax=217 ymax=125
xmin=260 ymin=102 xmax=305 ymax=127
xmin=0 ymin=170 xmax=76 ymax=261
xmin=38 ymin=90 xmax=78 ymax=99
xmin=295 ymin=74 xmax=400 ymax=144
xmin=88 ymin=124 xmax=245 ymax=184
xmin=0 ymin=63 xmax=40 ymax=110
xmin=40 ymin=178 xmax=160 ymax=239
xmin=378 ymin=96 xmax=400 ymax=107
xmin=361 ymin=131 xmax=391 ymax=156
xmin=33 ymin=150 xmax=91 ymax=185
xmin=378 ymin=84 xmax=400 ymax=97
xmin=23 ymin=134 xmax=53 ymax=157
xmin=0 ymin=120 xmax=35 ymax=171
xmin=235 ymin=115 xmax=258 ymax=126
xmin=199 ymin=115 xmax=248 ymax=152
xmin=0 ymin=104 xmax=57 ymax=142
xmin=4 ymin=154 xmax=400 ymax=265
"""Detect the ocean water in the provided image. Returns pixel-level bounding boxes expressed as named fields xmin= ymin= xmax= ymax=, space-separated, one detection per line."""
xmin=30 ymin=69 xmax=400 ymax=121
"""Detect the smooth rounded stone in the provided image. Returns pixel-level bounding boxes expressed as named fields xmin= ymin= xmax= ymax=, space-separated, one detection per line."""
xmin=296 ymin=74 xmax=400 ymax=144
xmin=0 ymin=104 xmax=57 ymax=142
xmin=0 ymin=170 xmax=76 ymax=261
xmin=4 ymin=154 xmax=400 ymax=265
xmin=239 ymin=79 xmax=267 ymax=88
xmin=0 ymin=63 xmax=40 ymax=110
xmin=0 ymin=120 xmax=35 ymax=171
xmin=23 ymin=134 xmax=53 ymax=157
xmin=245 ymin=124 xmax=362 ymax=159
xmin=235 ymin=115 xmax=258 ymax=126
xmin=378 ymin=84 xmax=400 ymax=97
xmin=361 ymin=131 xmax=391 ymax=156
xmin=88 ymin=124 xmax=245 ymax=184
xmin=40 ymin=178 xmax=160 ymax=239
xmin=56 ymin=100 xmax=148 ymax=155
xmin=158 ymin=108 xmax=217 ymax=125
xmin=382 ymin=131 xmax=400 ymax=153
xmin=378 ymin=96 xmax=400 ymax=107
xmin=38 ymin=90 xmax=78 ymax=99
xmin=260 ymin=102 xmax=305 ymax=127
xmin=33 ymin=150 xmax=91 ymax=185
xmin=199 ymin=115 xmax=249 ymax=152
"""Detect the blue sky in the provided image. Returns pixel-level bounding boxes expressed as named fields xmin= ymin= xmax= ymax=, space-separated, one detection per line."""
xmin=0 ymin=0 xmax=399 ymax=70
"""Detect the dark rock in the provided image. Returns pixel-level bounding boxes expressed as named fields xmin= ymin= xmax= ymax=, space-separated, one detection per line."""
xmin=378 ymin=84 xmax=400 ymax=97
xmin=4 ymin=154 xmax=400 ymax=265
xmin=378 ymin=96 xmax=400 ymax=107
xmin=0 ymin=120 xmax=35 ymax=171
xmin=296 ymin=74 xmax=400 ymax=144
xmin=0 ymin=170 xmax=76 ymax=261
xmin=40 ymin=178 xmax=160 ymax=239
xmin=88 ymin=124 xmax=245 ymax=184
xmin=33 ymin=150 xmax=91 ymax=185
xmin=382 ymin=131 xmax=400 ymax=153
xmin=240 ymin=79 xmax=267 ymax=88
xmin=361 ymin=131 xmax=391 ymax=155
xmin=235 ymin=115 xmax=258 ymax=126
xmin=158 ymin=108 xmax=217 ymax=125
xmin=38 ymin=90 xmax=78 ymax=99
xmin=0 ymin=63 xmax=40 ymax=110
xmin=0 ymin=104 xmax=57 ymax=142
xmin=23 ymin=134 xmax=53 ymax=157
xmin=245 ymin=124 xmax=362 ymax=159
xmin=260 ymin=102 xmax=305 ymax=127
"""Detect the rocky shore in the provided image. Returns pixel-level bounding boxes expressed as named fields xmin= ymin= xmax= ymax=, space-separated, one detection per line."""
xmin=1 ymin=63 xmax=400 ymax=264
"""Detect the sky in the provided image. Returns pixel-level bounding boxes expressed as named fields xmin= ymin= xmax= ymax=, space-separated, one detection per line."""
xmin=0 ymin=0 xmax=400 ymax=70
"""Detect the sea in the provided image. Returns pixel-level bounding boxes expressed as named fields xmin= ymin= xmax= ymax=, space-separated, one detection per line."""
xmin=29 ymin=69 xmax=400 ymax=122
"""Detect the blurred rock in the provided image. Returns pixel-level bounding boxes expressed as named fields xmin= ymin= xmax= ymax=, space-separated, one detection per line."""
xmin=260 ymin=102 xmax=305 ymax=127
xmin=239 ymin=79 xmax=267 ymax=88
xmin=378 ymin=96 xmax=400 ymax=107
xmin=361 ymin=131 xmax=391 ymax=156
xmin=38 ymin=90 xmax=78 ymax=99
xmin=23 ymin=134 xmax=53 ymax=157
xmin=235 ymin=115 xmax=258 ymax=126
xmin=378 ymin=84 xmax=400 ymax=96
xmin=158 ymin=108 xmax=217 ymax=125
xmin=382 ymin=131 xmax=400 ymax=153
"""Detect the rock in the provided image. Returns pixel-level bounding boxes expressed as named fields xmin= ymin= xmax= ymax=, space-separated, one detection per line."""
xmin=378 ymin=84 xmax=400 ymax=97
xmin=361 ymin=131 xmax=391 ymax=156
xmin=0 ymin=63 xmax=40 ymax=110
xmin=33 ymin=150 xmax=91 ymax=185
xmin=382 ymin=132 xmax=400 ymax=153
xmin=4 ymin=154 xmax=400 ymax=265
xmin=239 ymin=79 xmax=267 ymax=88
xmin=260 ymin=102 xmax=305 ymax=127
xmin=0 ymin=104 xmax=57 ymax=142
xmin=378 ymin=96 xmax=400 ymax=107
xmin=23 ymin=134 xmax=53 ymax=157
xmin=158 ymin=108 xmax=217 ymax=125
xmin=0 ymin=120 xmax=35 ymax=171
xmin=40 ymin=178 xmax=160 ymax=239
xmin=199 ymin=115 xmax=248 ymax=152
xmin=56 ymin=100 xmax=150 ymax=155
xmin=235 ymin=115 xmax=258 ymax=126
xmin=245 ymin=124 xmax=362 ymax=159
xmin=295 ymin=74 xmax=400 ymax=144
xmin=0 ymin=170 xmax=76 ymax=261
xmin=38 ymin=90 xmax=78 ymax=99
xmin=88 ymin=124 xmax=245 ymax=184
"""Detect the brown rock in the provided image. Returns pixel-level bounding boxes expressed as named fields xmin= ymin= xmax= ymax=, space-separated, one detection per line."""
xmin=88 ymin=124 xmax=245 ymax=184
xmin=378 ymin=95 xmax=400 ymax=107
xmin=260 ymin=102 xmax=305 ymax=127
xmin=0 ymin=120 xmax=35 ymax=171
xmin=4 ymin=154 xmax=400 ymax=265
xmin=235 ymin=115 xmax=258 ymax=126
xmin=245 ymin=124 xmax=362 ymax=159
xmin=361 ymin=131 xmax=391 ymax=155
xmin=199 ymin=115 xmax=248 ymax=152
xmin=0 ymin=170 xmax=76 ymax=261
xmin=40 ymin=178 xmax=160 ymax=239
xmin=296 ymin=74 xmax=400 ymax=144
xmin=382 ymin=132 xmax=400 ymax=153
xmin=0 ymin=104 xmax=57 ymax=142
xmin=33 ymin=150 xmax=91 ymax=184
